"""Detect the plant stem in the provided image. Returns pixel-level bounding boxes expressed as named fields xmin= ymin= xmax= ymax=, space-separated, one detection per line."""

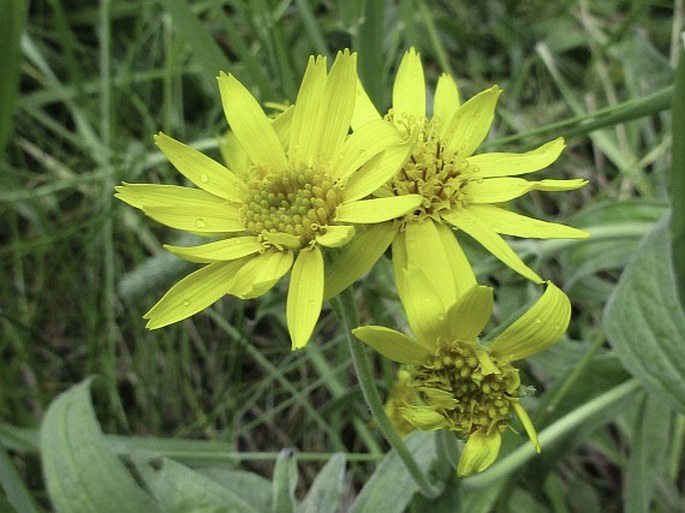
xmin=333 ymin=288 xmax=443 ymax=499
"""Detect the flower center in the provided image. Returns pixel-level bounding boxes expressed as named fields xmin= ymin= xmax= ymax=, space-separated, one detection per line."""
xmin=412 ymin=341 xmax=520 ymax=436
xmin=385 ymin=112 xmax=474 ymax=223
xmin=240 ymin=167 xmax=343 ymax=249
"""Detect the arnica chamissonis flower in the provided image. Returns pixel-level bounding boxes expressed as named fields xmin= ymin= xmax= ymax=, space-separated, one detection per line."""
xmin=115 ymin=50 xmax=422 ymax=349
xmin=352 ymin=48 xmax=590 ymax=283
xmin=353 ymin=268 xmax=571 ymax=476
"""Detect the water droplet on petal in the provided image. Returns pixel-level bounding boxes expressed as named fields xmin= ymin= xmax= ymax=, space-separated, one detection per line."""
xmin=181 ymin=298 xmax=190 ymax=307
xmin=195 ymin=218 xmax=207 ymax=228
xmin=534 ymin=317 xmax=542 ymax=324
xmin=200 ymin=174 xmax=209 ymax=183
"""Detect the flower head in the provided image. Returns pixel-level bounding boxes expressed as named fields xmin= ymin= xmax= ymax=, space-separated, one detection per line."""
xmin=116 ymin=50 xmax=421 ymax=349
xmin=353 ymin=269 xmax=571 ymax=476
xmin=353 ymin=48 xmax=589 ymax=283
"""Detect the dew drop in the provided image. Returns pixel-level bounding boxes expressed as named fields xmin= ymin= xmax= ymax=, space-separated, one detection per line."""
xmin=200 ymin=174 xmax=209 ymax=183
xmin=181 ymin=298 xmax=190 ymax=307
xmin=533 ymin=317 xmax=542 ymax=324
xmin=195 ymin=218 xmax=207 ymax=228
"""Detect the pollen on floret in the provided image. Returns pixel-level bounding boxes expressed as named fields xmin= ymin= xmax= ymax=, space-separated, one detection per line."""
xmin=240 ymin=167 xmax=344 ymax=249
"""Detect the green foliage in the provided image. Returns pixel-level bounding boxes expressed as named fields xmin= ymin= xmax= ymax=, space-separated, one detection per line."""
xmin=604 ymin=214 xmax=685 ymax=413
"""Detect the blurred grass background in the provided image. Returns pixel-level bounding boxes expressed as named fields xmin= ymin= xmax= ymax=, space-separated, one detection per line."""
xmin=0 ymin=0 xmax=680 ymax=510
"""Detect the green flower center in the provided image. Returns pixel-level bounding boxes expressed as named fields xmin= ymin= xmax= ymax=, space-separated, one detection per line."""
xmin=385 ymin=113 xmax=474 ymax=223
xmin=240 ymin=167 xmax=343 ymax=249
xmin=412 ymin=341 xmax=520 ymax=436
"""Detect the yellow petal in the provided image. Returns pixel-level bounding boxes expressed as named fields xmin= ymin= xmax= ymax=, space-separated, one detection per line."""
xmin=288 ymin=55 xmax=327 ymax=163
xmin=115 ymin=183 xmax=224 ymax=210
xmin=316 ymin=49 xmax=357 ymax=163
xmin=351 ymin=78 xmax=381 ymax=130
xmin=512 ymin=402 xmax=540 ymax=452
xmin=444 ymin=86 xmax=501 ymax=160
xmin=164 ymin=236 xmax=262 ymax=263
xmin=272 ymin=105 xmax=295 ymax=151
xmin=433 ymin=73 xmax=460 ymax=134
xmin=315 ymin=224 xmax=356 ymax=248
xmin=261 ymin=232 xmax=301 ymax=250
xmin=217 ymin=72 xmax=287 ymax=171
xmin=323 ymin=223 xmax=397 ymax=300
xmin=401 ymin=406 xmax=448 ymax=431
xmin=391 ymin=229 xmax=408 ymax=301
xmin=465 ymin=177 xmax=588 ymax=204
xmin=467 ymin=204 xmax=589 ymax=239
xmin=445 ymin=286 xmax=494 ymax=342
xmin=144 ymin=260 xmax=244 ymax=329
xmin=332 ymin=119 xmax=404 ymax=181
xmin=352 ymin=325 xmax=431 ymax=364
xmin=398 ymin=267 xmax=447 ymax=350
xmin=217 ymin=130 xmax=251 ymax=178
xmin=335 ymin=195 xmax=422 ymax=223
xmin=342 ymin=140 xmax=413 ymax=202
xmin=392 ymin=48 xmax=426 ymax=120
xmin=144 ymin=203 xmax=244 ymax=234
xmin=467 ymin=137 xmax=565 ymax=177
xmin=290 ymin=50 xmax=357 ymax=165
xmin=434 ymin=223 xmax=477 ymax=299
xmin=287 ymin=247 xmax=324 ymax=349
xmin=418 ymin=387 xmax=458 ymax=409
xmin=488 ymin=281 xmax=571 ymax=363
xmin=402 ymin=220 xmax=459 ymax=310
xmin=457 ymin=428 xmax=502 ymax=476
xmin=154 ymin=133 xmax=247 ymax=202
xmin=442 ymin=207 xmax=542 ymax=283
xmin=229 ymin=250 xmax=294 ymax=299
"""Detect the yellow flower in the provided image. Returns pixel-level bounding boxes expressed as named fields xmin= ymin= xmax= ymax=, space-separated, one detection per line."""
xmin=353 ymin=269 xmax=571 ymax=476
xmin=353 ymin=48 xmax=589 ymax=283
xmin=115 ymin=50 xmax=422 ymax=349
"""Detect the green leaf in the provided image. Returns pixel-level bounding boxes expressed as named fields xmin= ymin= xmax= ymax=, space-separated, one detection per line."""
xmin=40 ymin=379 xmax=160 ymax=513
xmin=271 ymin=449 xmax=298 ymax=513
xmin=300 ymin=453 xmax=346 ymax=513
xmin=0 ymin=444 xmax=42 ymax=513
xmin=604 ymin=213 xmax=685 ymax=413
xmin=0 ymin=0 xmax=25 ymax=156
xmin=349 ymin=431 xmax=438 ymax=513
xmin=133 ymin=454 xmax=261 ymax=513
xmin=624 ymin=395 xmax=672 ymax=513
xmin=196 ymin=468 xmax=272 ymax=513
xmin=0 ymin=491 xmax=20 ymax=513
xmin=163 ymin=0 xmax=232 ymax=92
xmin=672 ymin=43 xmax=685 ymax=305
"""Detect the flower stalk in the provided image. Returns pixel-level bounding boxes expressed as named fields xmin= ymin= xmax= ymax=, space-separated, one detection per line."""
xmin=333 ymin=288 xmax=443 ymax=499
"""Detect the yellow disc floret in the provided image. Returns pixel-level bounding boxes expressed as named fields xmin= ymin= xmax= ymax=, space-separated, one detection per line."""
xmin=240 ymin=167 xmax=343 ymax=249
xmin=385 ymin=112 xmax=475 ymax=224
xmin=409 ymin=340 xmax=521 ymax=436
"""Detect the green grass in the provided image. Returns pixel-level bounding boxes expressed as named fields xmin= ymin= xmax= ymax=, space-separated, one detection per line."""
xmin=1 ymin=1 xmax=682 ymax=512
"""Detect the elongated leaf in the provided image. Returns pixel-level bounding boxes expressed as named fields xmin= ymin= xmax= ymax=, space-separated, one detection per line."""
xmin=300 ymin=453 xmax=346 ymax=513
xmin=604 ymin=213 xmax=685 ymax=413
xmin=40 ymin=379 xmax=160 ymax=513
xmin=0 ymin=444 xmax=42 ymax=513
xmin=272 ymin=449 xmax=297 ymax=513
xmin=196 ymin=468 xmax=272 ymax=513
xmin=624 ymin=395 xmax=671 ymax=513
xmin=672 ymin=44 xmax=685 ymax=305
xmin=0 ymin=0 xmax=25 ymax=156
xmin=133 ymin=454 xmax=261 ymax=513
xmin=0 ymin=491 xmax=19 ymax=513
xmin=163 ymin=0 xmax=232 ymax=91
xmin=349 ymin=432 xmax=438 ymax=513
